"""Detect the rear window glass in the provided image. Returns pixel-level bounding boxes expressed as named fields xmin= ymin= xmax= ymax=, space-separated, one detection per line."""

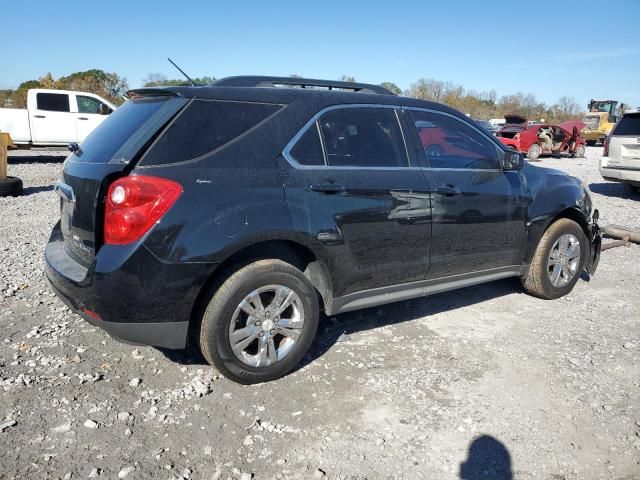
xmin=72 ymin=96 xmax=181 ymax=164
xmin=36 ymin=92 xmax=70 ymax=112
xmin=144 ymin=100 xmax=282 ymax=165
xmin=613 ymin=114 xmax=640 ymax=136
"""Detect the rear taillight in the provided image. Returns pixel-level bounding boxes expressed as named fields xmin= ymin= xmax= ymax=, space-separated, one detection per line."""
xmin=603 ymin=135 xmax=611 ymax=157
xmin=104 ymin=175 xmax=182 ymax=245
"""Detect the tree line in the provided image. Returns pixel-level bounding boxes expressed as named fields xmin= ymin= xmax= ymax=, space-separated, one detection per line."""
xmin=1 ymin=70 xmax=584 ymax=122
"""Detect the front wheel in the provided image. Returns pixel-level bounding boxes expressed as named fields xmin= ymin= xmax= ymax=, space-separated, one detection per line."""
xmin=575 ymin=144 xmax=586 ymax=158
xmin=199 ymin=260 xmax=319 ymax=384
xmin=522 ymin=218 xmax=587 ymax=299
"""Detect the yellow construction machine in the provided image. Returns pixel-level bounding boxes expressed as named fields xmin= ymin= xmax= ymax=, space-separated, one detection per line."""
xmin=582 ymin=99 xmax=627 ymax=145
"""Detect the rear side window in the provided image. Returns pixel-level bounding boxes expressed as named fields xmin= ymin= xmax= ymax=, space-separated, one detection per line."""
xmin=36 ymin=92 xmax=70 ymax=112
xmin=145 ymin=100 xmax=282 ymax=165
xmin=289 ymin=125 xmax=325 ymax=166
xmin=318 ymin=108 xmax=408 ymax=167
xmin=411 ymin=110 xmax=501 ymax=169
xmin=613 ymin=114 xmax=640 ymax=136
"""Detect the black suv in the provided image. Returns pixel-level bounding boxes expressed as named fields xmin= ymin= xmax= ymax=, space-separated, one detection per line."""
xmin=45 ymin=76 xmax=601 ymax=384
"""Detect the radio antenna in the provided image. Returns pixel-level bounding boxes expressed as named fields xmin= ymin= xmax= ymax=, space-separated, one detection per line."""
xmin=167 ymin=58 xmax=195 ymax=86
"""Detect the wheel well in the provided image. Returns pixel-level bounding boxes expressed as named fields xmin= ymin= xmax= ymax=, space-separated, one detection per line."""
xmin=187 ymin=240 xmax=332 ymax=345
xmin=548 ymin=207 xmax=590 ymax=239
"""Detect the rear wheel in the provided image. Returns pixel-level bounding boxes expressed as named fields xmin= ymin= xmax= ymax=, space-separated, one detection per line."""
xmin=199 ymin=260 xmax=319 ymax=384
xmin=527 ymin=143 xmax=542 ymax=161
xmin=522 ymin=218 xmax=587 ymax=299
xmin=586 ymin=140 xmax=597 ymax=146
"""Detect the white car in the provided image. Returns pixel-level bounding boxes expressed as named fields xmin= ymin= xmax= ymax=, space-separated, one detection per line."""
xmin=600 ymin=110 xmax=640 ymax=195
xmin=0 ymin=89 xmax=116 ymax=147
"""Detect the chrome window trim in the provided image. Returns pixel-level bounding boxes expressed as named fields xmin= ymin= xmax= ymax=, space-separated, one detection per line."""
xmin=282 ymin=103 xmax=415 ymax=170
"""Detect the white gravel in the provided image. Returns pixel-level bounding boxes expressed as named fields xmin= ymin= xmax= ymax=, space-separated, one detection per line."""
xmin=0 ymin=147 xmax=639 ymax=479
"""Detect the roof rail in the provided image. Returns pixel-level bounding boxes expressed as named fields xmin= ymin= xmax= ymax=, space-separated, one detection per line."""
xmin=212 ymin=76 xmax=396 ymax=95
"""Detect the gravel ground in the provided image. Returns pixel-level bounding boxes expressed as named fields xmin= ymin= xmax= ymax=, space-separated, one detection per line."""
xmin=1 ymin=147 xmax=639 ymax=480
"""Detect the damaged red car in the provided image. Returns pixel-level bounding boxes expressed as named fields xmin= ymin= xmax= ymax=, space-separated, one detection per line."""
xmin=496 ymin=114 xmax=586 ymax=161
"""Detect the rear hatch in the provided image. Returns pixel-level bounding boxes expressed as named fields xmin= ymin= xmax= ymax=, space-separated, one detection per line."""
xmin=607 ymin=112 xmax=640 ymax=170
xmin=57 ymin=92 xmax=188 ymax=266
xmin=497 ymin=114 xmax=527 ymax=138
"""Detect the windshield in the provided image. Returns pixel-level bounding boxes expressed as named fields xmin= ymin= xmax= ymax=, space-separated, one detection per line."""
xmin=71 ymin=96 xmax=187 ymax=164
xmin=582 ymin=115 xmax=599 ymax=130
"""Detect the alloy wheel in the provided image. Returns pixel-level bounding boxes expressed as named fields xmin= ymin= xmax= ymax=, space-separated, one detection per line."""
xmin=228 ymin=285 xmax=305 ymax=367
xmin=547 ymin=234 xmax=581 ymax=288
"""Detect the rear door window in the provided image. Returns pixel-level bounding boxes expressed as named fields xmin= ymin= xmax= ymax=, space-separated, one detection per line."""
xmin=36 ymin=92 xmax=70 ymax=112
xmin=318 ymin=108 xmax=408 ymax=168
xmin=143 ymin=100 xmax=282 ymax=165
xmin=613 ymin=114 xmax=640 ymax=136
xmin=410 ymin=110 xmax=501 ymax=169
xmin=289 ymin=124 xmax=325 ymax=166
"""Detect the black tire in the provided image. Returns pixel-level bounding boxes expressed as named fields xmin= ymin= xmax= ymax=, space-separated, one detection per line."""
xmin=0 ymin=176 xmax=23 ymax=197
xmin=199 ymin=259 xmax=319 ymax=384
xmin=586 ymin=140 xmax=597 ymax=147
xmin=522 ymin=218 xmax=587 ymax=300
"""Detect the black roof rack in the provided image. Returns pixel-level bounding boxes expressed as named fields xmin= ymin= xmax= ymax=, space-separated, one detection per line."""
xmin=211 ymin=76 xmax=395 ymax=95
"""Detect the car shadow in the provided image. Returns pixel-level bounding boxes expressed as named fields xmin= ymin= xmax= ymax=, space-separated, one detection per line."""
xmin=159 ymin=278 xmax=523 ymax=369
xmin=23 ymin=185 xmax=55 ymax=195
xmin=8 ymin=154 xmax=67 ymax=164
xmin=459 ymin=435 xmax=513 ymax=479
xmin=159 ymin=278 xmax=526 ymax=370
xmin=296 ymin=278 xmax=522 ymax=370
xmin=589 ymin=182 xmax=638 ymax=200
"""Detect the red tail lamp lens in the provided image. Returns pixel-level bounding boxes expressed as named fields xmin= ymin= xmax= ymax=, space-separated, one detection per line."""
xmin=104 ymin=175 xmax=182 ymax=245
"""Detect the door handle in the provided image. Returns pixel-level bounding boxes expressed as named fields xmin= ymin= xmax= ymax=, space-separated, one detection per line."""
xmin=435 ymin=186 xmax=462 ymax=196
xmin=34 ymin=114 xmax=46 ymax=118
xmin=310 ymin=183 xmax=344 ymax=194
xmin=78 ymin=117 xmax=88 ymax=120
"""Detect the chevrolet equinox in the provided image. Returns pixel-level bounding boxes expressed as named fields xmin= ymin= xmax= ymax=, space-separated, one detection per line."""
xmin=45 ymin=76 xmax=602 ymax=384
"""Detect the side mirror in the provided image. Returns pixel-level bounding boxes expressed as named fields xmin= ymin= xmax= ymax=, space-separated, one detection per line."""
xmin=502 ymin=150 xmax=524 ymax=170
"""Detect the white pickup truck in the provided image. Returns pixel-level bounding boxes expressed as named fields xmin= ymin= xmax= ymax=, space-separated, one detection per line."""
xmin=0 ymin=89 xmax=117 ymax=147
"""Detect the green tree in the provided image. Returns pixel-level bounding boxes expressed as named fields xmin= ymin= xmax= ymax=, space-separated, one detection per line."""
xmin=59 ymin=69 xmax=129 ymax=105
xmin=380 ymin=82 xmax=402 ymax=95
xmin=142 ymin=73 xmax=215 ymax=87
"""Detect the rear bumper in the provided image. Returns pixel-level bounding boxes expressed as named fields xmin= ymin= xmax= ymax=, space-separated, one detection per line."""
xmin=600 ymin=164 xmax=640 ymax=185
xmin=44 ymin=222 xmax=213 ymax=349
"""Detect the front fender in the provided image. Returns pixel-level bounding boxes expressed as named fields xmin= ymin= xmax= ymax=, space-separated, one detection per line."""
xmin=522 ymin=163 xmax=597 ymax=269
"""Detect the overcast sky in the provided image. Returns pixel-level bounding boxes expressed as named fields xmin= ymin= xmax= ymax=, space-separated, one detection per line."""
xmin=3 ymin=0 xmax=639 ymax=108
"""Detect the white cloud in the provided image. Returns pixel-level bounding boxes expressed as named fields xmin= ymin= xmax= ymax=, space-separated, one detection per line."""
xmin=558 ymin=47 xmax=640 ymax=62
